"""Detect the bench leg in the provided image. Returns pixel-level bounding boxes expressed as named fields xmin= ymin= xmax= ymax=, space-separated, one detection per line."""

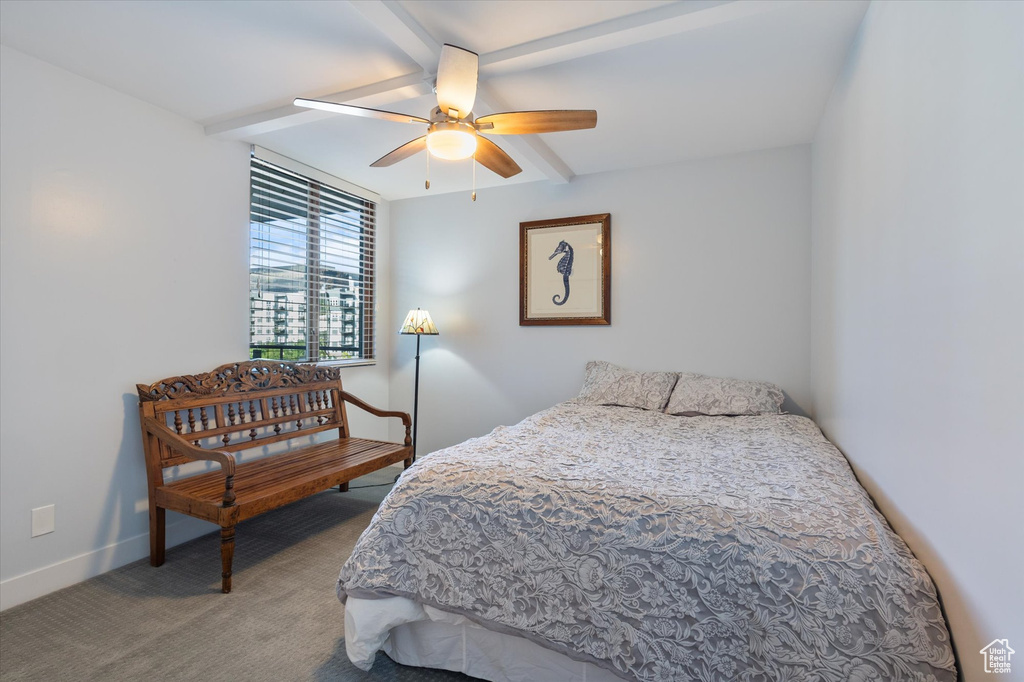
xmin=404 ymin=457 xmax=413 ymax=469
xmin=338 ymin=482 xmax=349 ymax=493
xmin=220 ymin=526 xmax=235 ymax=594
xmin=149 ymin=506 xmax=165 ymax=567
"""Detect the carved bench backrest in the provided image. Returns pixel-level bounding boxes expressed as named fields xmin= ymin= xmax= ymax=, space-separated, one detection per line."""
xmin=137 ymin=360 xmax=349 ymax=470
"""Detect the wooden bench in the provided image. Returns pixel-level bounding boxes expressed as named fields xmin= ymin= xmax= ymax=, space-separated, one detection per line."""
xmin=137 ymin=360 xmax=412 ymax=593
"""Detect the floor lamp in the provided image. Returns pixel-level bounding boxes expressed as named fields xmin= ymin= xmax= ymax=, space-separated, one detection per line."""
xmin=399 ymin=308 xmax=438 ymax=462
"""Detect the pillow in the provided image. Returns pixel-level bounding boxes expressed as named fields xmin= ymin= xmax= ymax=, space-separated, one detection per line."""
xmin=575 ymin=361 xmax=678 ymax=411
xmin=664 ymin=372 xmax=784 ymax=416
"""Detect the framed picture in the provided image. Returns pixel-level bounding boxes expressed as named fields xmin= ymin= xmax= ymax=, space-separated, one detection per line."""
xmin=520 ymin=213 xmax=611 ymax=326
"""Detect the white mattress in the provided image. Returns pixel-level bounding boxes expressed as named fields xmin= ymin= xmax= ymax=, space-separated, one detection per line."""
xmin=345 ymin=595 xmax=621 ymax=682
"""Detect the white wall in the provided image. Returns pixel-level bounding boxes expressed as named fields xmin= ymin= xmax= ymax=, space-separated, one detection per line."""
xmin=389 ymin=145 xmax=812 ymax=455
xmin=811 ymin=2 xmax=1024 ymax=677
xmin=0 ymin=46 xmax=392 ymax=609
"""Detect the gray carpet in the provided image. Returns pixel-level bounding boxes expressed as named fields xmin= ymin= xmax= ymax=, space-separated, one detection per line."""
xmin=0 ymin=465 xmax=474 ymax=681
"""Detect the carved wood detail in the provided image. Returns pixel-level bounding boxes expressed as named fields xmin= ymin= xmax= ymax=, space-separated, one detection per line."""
xmin=136 ymin=360 xmax=341 ymax=402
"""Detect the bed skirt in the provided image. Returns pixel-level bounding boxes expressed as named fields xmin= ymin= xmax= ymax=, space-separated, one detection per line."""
xmin=345 ymin=596 xmax=624 ymax=682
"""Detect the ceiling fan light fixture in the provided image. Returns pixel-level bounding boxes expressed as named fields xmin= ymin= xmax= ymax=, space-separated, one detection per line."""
xmin=426 ymin=121 xmax=478 ymax=161
xmin=293 ymin=44 xmax=593 ymax=182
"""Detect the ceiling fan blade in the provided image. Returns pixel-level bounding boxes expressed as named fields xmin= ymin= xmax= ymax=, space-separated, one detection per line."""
xmin=370 ymin=136 xmax=428 ymax=167
xmin=294 ymin=98 xmax=428 ymax=124
xmin=475 ymin=136 xmax=522 ymax=178
xmin=435 ymin=44 xmax=478 ymax=118
xmin=475 ymin=110 xmax=598 ymax=135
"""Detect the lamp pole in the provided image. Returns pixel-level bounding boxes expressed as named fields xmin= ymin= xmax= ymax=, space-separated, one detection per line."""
xmin=400 ymin=308 xmax=437 ymax=464
xmin=412 ymin=332 xmax=421 ymax=462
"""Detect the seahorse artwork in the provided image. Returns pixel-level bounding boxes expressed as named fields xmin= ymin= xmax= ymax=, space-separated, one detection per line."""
xmin=549 ymin=240 xmax=574 ymax=305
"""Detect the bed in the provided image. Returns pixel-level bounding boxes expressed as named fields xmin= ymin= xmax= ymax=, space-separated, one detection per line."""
xmin=338 ymin=366 xmax=957 ymax=682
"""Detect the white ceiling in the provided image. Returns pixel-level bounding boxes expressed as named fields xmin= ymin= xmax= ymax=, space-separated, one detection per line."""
xmin=0 ymin=0 xmax=868 ymax=200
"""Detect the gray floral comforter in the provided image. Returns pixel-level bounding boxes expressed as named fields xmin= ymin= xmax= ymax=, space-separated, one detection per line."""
xmin=338 ymin=403 xmax=956 ymax=682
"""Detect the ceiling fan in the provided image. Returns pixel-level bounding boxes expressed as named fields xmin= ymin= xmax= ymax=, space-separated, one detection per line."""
xmin=294 ymin=44 xmax=597 ymax=183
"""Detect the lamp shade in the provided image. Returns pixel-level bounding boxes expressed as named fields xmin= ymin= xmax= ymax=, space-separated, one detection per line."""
xmin=399 ymin=308 xmax=439 ymax=335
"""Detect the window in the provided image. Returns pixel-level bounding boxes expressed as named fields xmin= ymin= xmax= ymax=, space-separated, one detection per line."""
xmin=249 ymin=149 xmax=376 ymax=363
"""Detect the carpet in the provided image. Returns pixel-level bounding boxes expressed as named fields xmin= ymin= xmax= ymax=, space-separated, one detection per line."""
xmin=0 ymin=465 xmax=473 ymax=681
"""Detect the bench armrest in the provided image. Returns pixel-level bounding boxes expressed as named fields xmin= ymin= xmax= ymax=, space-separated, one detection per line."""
xmin=340 ymin=391 xmax=413 ymax=447
xmin=142 ymin=417 xmax=238 ymax=506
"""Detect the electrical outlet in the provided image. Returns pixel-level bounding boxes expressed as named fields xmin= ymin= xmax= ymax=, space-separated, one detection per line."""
xmin=135 ymin=498 xmax=149 ymax=514
xmin=31 ymin=505 xmax=55 ymax=537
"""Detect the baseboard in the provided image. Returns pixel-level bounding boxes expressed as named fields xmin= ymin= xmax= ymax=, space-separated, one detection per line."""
xmin=0 ymin=517 xmax=213 ymax=611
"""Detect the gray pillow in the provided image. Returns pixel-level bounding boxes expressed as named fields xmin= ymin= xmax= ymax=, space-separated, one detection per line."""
xmin=576 ymin=361 xmax=679 ymax=411
xmin=665 ymin=372 xmax=784 ymax=416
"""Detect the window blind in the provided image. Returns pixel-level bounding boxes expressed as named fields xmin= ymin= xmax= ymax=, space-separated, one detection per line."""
xmin=249 ymin=151 xmax=376 ymax=364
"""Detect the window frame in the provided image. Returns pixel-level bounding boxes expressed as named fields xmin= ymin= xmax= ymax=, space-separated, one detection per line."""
xmin=248 ymin=147 xmax=378 ymax=366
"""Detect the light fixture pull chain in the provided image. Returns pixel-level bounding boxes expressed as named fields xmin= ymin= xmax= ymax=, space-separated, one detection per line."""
xmin=425 ymin=150 xmax=430 ymax=190
xmin=471 ymin=151 xmax=477 ymax=202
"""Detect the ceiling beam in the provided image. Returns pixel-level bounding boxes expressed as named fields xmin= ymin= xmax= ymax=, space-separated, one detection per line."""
xmin=347 ymin=0 xmax=441 ymax=71
xmin=205 ymin=0 xmax=782 ymax=179
xmin=476 ymin=85 xmax=573 ymax=184
xmin=207 ymin=0 xmax=766 ymax=141
xmin=479 ymin=0 xmax=782 ymax=76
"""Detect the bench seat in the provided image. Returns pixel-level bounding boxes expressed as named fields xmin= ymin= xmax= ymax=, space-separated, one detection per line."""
xmin=156 ymin=438 xmax=409 ymax=524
